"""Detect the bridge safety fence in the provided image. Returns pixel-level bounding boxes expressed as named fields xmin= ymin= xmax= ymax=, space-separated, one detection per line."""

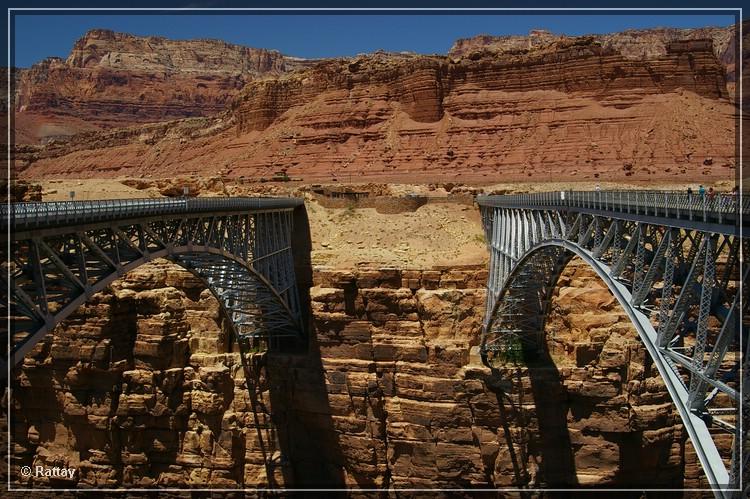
xmin=476 ymin=190 xmax=748 ymax=225
xmin=2 ymin=197 xmax=304 ymax=233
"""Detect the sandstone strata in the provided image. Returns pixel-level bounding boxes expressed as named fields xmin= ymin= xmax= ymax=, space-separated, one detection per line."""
xmin=13 ymin=29 xmax=315 ymax=143
xmin=12 ymin=261 xmax=287 ymax=488
xmin=11 ymin=259 xmax=711 ymax=489
xmin=17 ymin=35 xmax=735 ymax=183
xmin=64 ymin=29 xmax=295 ymax=74
xmin=449 ymin=25 xmax=737 ymax=83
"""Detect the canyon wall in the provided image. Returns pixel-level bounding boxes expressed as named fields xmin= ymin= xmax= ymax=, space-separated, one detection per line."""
xmin=231 ymin=38 xmax=728 ymax=132
xmin=303 ymin=263 xmax=710 ymax=488
xmin=13 ymin=29 xmax=315 ymax=144
xmin=449 ymin=26 xmax=736 ymax=81
xmin=17 ymin=35 xmax=735 ymax=183
xmin=11 ymin=259 xmax=712 ymax=490
xmin=64 ymin=29 xmax=293 ymax=74
xmin=223 ymin=37 xmax=732 ymax=183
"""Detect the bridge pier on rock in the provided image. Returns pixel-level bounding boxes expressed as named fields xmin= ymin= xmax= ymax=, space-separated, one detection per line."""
xmin=3 ymin=197 xmax=309 ymax=487
xmin=478 ymin=190 xmax=748 ymax=498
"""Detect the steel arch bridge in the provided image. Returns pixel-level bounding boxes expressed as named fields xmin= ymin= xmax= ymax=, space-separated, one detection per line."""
xmin=2 ymin=197 xmax=306 ymax=376
xmin=477 ymin=190 xmax=748 ymax=498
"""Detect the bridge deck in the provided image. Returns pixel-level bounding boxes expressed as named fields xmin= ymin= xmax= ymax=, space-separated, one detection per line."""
xmin=4 ymin=197 xmax=304 ymax=233
xmin=477 ymin=190 xmax=746 ymax=234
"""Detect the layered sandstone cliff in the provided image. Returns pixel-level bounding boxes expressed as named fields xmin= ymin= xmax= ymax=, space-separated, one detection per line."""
xmin=64 ymin=29 xmax=297 ymax=74
xmin=13 ymin=29 xmax=315 ymax=144
xmin=450 ymin=25 xmax=737 ymax=82
xmin=231 ymin=37 xmax=729 ymax=130
xmin=11 ymin=260 xmax=712 ymax=489
xmin=17 ymin=34 xmax=735 ymax=183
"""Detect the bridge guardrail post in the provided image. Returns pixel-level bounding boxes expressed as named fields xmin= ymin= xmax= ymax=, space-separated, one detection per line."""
xmin=636 ymin=191 xmax=639 ymax=215
xmin=627 ymin=191 xmax=630 ymax=213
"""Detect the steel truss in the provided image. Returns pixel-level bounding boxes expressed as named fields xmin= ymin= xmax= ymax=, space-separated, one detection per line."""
xmin=478 ymin=192 xmax=747 ymax=498
xmin=3 ymin=198 xmax=306 ymax=374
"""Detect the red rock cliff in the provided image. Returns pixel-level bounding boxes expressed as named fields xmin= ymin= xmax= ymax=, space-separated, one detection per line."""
xmin=13 ymin=29 xmax=315 ymax=144
xmin=15 ymin=31 xmax=735 ymax=183
xmin=233 ymin=37 xmax=727 ymax=131
xmin=449 ymin=25 xmax=737 ymax=81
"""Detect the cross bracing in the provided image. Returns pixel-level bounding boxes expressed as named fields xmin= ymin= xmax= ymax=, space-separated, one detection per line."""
xmin=2 ymin=197 xmax=306 ymax=374
xmin=478 ymin=190 xmax=748 ymax=498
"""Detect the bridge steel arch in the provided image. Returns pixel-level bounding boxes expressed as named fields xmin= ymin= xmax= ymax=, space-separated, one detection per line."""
xmin=3 ymin=197 xmax=307 ymax=375
xmin=477 ymin=191 xmax=748 ymax=498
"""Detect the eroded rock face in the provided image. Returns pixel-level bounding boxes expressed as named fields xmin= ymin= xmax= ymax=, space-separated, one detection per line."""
xmin=65 ymin=29 xmax=292 ymax=74
xmin=11 ymin=260 xmax=709 ymax=489
xmin=305 ymin=264 xmax=707 ymax=488
xmin=229 ymin=37 xmax=728 ymax=132
xmin=17 ymin=34 xmax=734 ymax=183
xmin=540 ymin=261 xmax=683 ymax=486
xmin=13 ymin=29 xmax=314 ymax=144
xmin=11 ymin=261 xmax=286 ymax=488
xmin=14 ymin=59 xmax=242 ymax=144
xmin=449 ymin=25 xmax=737 ymax=82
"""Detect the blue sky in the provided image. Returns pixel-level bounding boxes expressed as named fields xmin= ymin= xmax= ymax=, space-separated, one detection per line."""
xmin=12 ymin=12 xmax=737 ymax=68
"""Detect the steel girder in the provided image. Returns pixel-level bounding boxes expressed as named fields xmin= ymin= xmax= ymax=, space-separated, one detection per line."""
xmin=478 ymin=196 xmax=746 ymax=498
xmin=3 ymin=199 xmax=305 ymax=374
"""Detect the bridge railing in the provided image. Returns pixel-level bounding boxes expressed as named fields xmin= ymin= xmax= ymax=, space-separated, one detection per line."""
xmin=3 ymin=197 xmax=304 ymax=233
xmin=476 ymin=190 xmax=748 ymax=225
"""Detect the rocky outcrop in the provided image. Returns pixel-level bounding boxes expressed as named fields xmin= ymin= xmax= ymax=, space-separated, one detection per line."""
xmin=305 ymin=263 xmax=708 ymax=488
xmin=1 ymin=179 xmax=42 ymax=202
xmin=449 ymin=25 xmax=737 ymax=83
xmin=11 ymin=259 xmax=713 ymax=489
xmin=18 ymin=34 xmax=735 ymax=183
xmin=13 ymin=29 xmax=315 ymax=144
xmin=450 ymin=29 xmax=562 ymax=58
xmin=120 ymin=176 xmax=230 ymax=197
xmin=65 ymin=29 xmax=296 ymax=75
xmin=232 ymin=38 xmax=727 ymax=132
xmin=542 ymin=261 xmax=712 ymax=487
xmin=11 ymin=261 xmax=288 ymax=488
xmin=15 ymin=56 xmax=244 ymax=136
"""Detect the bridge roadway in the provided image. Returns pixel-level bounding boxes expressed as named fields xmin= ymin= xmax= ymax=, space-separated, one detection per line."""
xmin=477 ymin=190 xmax=747 ymax=497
